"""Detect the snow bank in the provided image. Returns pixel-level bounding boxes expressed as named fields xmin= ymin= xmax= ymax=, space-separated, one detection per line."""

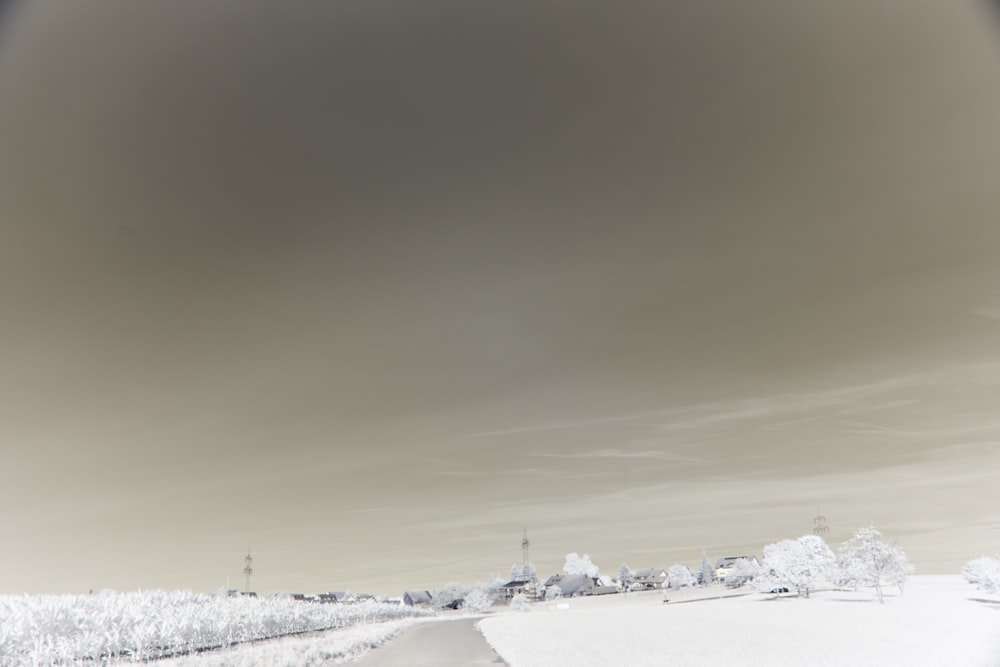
xmin=478 ymin=576 xmax=1000 ymax=667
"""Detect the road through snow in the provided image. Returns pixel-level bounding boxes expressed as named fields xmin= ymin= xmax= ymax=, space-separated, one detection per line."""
xmin=352 ymin=617 xmax=506 ymax=666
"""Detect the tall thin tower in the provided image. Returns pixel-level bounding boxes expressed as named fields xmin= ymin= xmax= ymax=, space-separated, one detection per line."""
xmin=243 ymin=547 xmax=254 ymax=594
xmin=521 ymin=527 xmax=530 ymax=567
xmin=813 ymin=511 xmax=830 ymax=537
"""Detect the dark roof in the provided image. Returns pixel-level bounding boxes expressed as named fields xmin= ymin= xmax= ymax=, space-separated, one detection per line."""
xmin=634 ymin=569 xmax=666 ymax=579
xmin=551 ymin=573 xmax=593 ymax=596
xmin=403 ymin=590 xmax=433 ymax=605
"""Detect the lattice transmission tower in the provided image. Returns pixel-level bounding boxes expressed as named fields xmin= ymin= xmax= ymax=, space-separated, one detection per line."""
xmin=243 ymin=547 xmax=254 ymax=594
xmin=813 ymin=511 xmax=830 ymax=537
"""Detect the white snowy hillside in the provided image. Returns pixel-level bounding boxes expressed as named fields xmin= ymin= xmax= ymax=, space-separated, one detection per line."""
xmin=478 ymin=576 xmax=1000 ymax=667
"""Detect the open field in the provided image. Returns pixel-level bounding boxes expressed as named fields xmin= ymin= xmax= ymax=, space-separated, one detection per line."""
xmin=478 ymin=576 xmax=1000 ymax=667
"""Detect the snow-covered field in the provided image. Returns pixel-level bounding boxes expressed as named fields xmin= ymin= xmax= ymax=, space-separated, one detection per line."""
xmin=0 ymin=589 xmax=432 ymax=666
xmin=478 ymin=576 xmax=1000 ymax=667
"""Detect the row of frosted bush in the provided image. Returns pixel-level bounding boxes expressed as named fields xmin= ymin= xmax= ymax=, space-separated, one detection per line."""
xmin=0 ymin=589 xmax=433 ymax=665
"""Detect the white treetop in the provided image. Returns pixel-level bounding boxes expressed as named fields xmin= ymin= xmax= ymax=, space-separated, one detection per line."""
xmin=838 ymin=525 xmax=913 ymax=603
xmin=755 ymin=534 xmax=835 ymax=598
xmin=667 ymin=564 xmax=695 ymax=589
xmin=618 ymin=563 xmax=635 ymax=588
xmin=962 ymin=556 xmax=1000 ymax=594
xmin=700 ymin=550 xmax=714 ymax=586
xmin=563 ymin=553 xmax=600 ymax=578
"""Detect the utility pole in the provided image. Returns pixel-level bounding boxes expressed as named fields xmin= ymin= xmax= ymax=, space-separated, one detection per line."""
xmin=521 ymin=527 xmax=530 ymax=568
xmin=243 ymin=546 xmax=253 ymax=594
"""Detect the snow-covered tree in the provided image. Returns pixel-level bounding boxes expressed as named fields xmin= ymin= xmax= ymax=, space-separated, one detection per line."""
xmin=510 ymin=564 xmax=524 ymax=582
xmin=724 ymin=558 xmax=761 ymax=588
xmin=699 ymin=550 xmax=714 ymax=586
xmin=755 ymin=535 xmax=835 ymax=598
xmin=667 ymin=564 xmax=695 ymax=590
xmin=618 ymin=563 xmax=635 ymax=590
xmin=522 ymin=562 xmax=537 ymax=582
xmin=509 ymin=593 xmax=531 ymax=611
xmin=962 ymin=556 xmax=1000 ymax=594
xmin=886 ymin=543 xmax=914 ymax=596
xmin=544 ymin=584 xmax=563 ymax=600
xmin=563 ymin=553 xmax=600 ymax=578
xmin=838 ymin=525 xmax=912 ymax=604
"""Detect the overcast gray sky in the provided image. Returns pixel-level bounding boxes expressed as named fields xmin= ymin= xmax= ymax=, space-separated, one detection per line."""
xmin=2 ymin=1 xmax=1000 ymax=597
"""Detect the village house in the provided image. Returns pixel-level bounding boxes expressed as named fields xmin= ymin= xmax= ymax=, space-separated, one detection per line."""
xmin=631 ymin=568 xmax=668 ymax=590
xmin=498 ymin=579 xmax=539 ymax=601
xmin=403 ymin=590 xmax=433 ymax=606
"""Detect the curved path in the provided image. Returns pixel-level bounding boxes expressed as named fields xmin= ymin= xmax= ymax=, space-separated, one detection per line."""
xmin=353 ymin=617 xmax=506 ymax=666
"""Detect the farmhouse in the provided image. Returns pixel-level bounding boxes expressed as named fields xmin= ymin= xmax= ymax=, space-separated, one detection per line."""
xmin=403 ymin=590 xmax=433 ymax=606
xmin=498 ymin=579 xmax=538 ymax=601
xmin=631 ymin=569 xmax=668 ymax=590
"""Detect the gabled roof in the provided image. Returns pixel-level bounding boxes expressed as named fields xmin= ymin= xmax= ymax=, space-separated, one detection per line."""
xmin=634 ymin=569 xmax=667 ymax=580
xmin=403 ymin=590 xmax=433 ymax=605
xmin=551 ymin=573 xmax=593 ymax=596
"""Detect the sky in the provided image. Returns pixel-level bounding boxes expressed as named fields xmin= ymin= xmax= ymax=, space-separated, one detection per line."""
xmin=1 ymin=1 xmax=1000 ymax=597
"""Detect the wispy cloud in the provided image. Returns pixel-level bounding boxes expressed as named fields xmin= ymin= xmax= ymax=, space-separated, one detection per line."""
xmin=530 ymin=448 xmax=704 ymax=464
xmin=467 ymin=363 xmax=1000 ymax=446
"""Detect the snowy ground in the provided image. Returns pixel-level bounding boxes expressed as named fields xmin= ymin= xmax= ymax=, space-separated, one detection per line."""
xmin=156 ymin=617 xmax=436 ymax=667
xmin=478 ymin=576 xmax=1000 ymax=667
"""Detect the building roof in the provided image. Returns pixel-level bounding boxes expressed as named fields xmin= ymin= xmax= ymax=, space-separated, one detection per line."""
xmin=403 ymin=590 xmax=433 ymax=605
xmin=634 ymin=569 xmax=667 ymax=580
xmin=551 ymin=573 xmax=593 ymax=596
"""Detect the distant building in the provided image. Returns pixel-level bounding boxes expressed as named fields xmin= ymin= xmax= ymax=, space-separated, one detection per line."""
xmin=714 ymin=556 xmax=760 ymax=583
xmin=543 ymin=574 xmax=594 ymax=598
xmin=403 ymin=590 xmax=433 ymax=606
xmin=631 ymin=569 xmax=668 ymax=590
xmin=498 ymin=579 xmax=539 ymax=601
xmin=318 ymin=591 xmax=354 ymax=603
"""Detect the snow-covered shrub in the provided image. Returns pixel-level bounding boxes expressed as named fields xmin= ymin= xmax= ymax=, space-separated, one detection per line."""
xmin=724 ymin=558 xmax=761 ymax=588
xmin=754 ymin=535 xmax=835 ymax=598
xmin=544 ymin=585 xmax=563 ymax=601
xmin=667 ymin=564 xmax=695 ymax=590
xmin=509 ymin=593 xmax=531 ymax=612
xmin=962 ymin=556 xmax=1000 ymax=594
xmin=838 ymin=526 xmax=913 ymax=603
xmin=463 ymin=585 xmax=496 ymax=613
xmin=563 ymin=553 xmax=600 ymax=578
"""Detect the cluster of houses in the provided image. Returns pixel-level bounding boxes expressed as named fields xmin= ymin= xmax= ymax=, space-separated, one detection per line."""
xmin=269 ymin=555 xmax=761 ymax=610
